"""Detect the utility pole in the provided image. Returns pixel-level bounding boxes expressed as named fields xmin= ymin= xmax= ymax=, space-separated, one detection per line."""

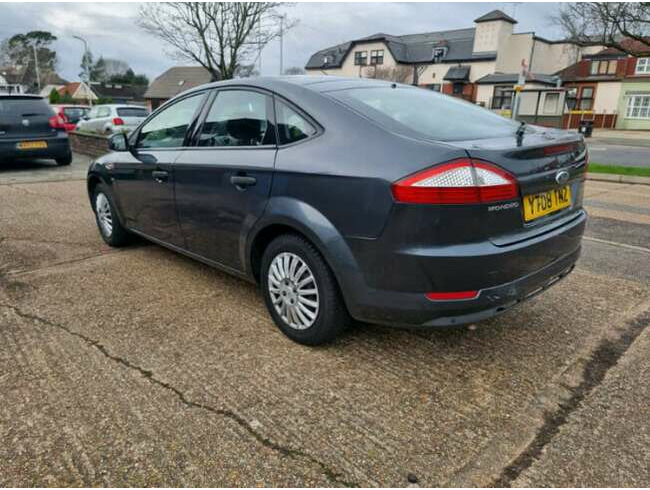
xmin=32 ymin=44 xmax=41 ymax=92
xmin=279 ymin=15 xmax=284 ymax=75
xmin=257 ymin=18 xmax=262 ymax=73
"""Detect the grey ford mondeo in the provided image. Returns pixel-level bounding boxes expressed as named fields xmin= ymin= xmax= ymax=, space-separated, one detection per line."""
xmin=87 ymin=76 xmax=587 ymax=345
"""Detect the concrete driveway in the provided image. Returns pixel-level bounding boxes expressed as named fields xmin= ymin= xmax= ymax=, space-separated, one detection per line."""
xmin=1 ymin=159 xmax=648 ymax=486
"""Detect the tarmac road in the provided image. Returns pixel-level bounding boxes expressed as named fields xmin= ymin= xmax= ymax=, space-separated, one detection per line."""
xmin=587 ymin=142 xmax=650 ymax=168
xmin=0 ymin=156 xmax=648 ymax=486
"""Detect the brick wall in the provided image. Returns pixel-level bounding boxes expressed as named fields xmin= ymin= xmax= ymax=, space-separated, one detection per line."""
xmin=69 ymin=132 xmax=110 ymax=158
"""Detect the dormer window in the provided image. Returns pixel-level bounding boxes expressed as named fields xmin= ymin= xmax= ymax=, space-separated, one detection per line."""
xmin=433 ymin=47 xmax=447 ymax=61
xmin=636 ymin=57 xmax=650 ymax=74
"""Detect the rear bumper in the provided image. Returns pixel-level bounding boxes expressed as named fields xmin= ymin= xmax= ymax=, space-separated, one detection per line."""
xmin=0 ymin=136 xmax=70 ymax=160
xmin=342 ymin=209 xmax=586 ymax=327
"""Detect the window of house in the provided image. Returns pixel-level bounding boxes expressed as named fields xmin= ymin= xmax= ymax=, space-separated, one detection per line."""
xmin=137 ymin=92 xmax=205 ymax=148
xmin=275 ymin=100 xmax=317 ymax=145
xmin=424 ymin=83 xmax=442 ymax=92
xmin=491 ymin=85 xmax=514 ymax=110
xmin=370 ymin=49 xmax=384 ymax=65
xmin=452 ymin=82 xmax=464 ymax=95
xmin=433 ymin=48 xmax=446 ymax=61
xmin=354 ymin=51 xmax=367 ymax=66
xmin=543 ymin=92 xmax=560 ymax=114
xmin=625 ymin=95 xmax=650 ymax=119
xmin=197 ymin=90 xmax=274 ymax=147
xmin=590 ymin=60 xmax=618 ymax=75
xmin=578 ymin=87 xmax=595 ymax=110
xmin=607 ymin=60 xmax=617 ymax=74
xmin=636 ymin=58 xmax=650 ymax=74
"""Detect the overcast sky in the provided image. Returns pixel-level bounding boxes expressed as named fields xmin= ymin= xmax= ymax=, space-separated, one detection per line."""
xmin=0 ymin=2 xmax=567 ymax=82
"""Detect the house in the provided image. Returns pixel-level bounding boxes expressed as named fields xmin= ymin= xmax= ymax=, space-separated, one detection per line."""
xmin=38 ymin=72 xmax=69 ymax=98
xmin=0 ymin=66 xmax=28 ymax=94
xmin=144 ymin=66 xmax=212 ymax=111
xmin=305 ymin=9 xmax=601 ymax=103
xmin=556 ymin=40 xmax=650 ymax=130
xmin=90 ymin=82 xmax=147 ymax=105
xmin=57 ymin=81 xmax=98 ymax=104
xmin=475 ymin=73 xmax=566 ymax=127
xmin=40 ymin=84 xmax=66 ymax=98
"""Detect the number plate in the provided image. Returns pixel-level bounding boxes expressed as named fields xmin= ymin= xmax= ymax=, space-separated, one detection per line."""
xmin=523 ymin=186 xmax=571 ymax=222
xmin=17 ymin=141 xmax=48 ymax=150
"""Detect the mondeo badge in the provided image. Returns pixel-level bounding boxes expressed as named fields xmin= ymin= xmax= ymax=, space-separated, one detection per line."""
xmin=555 ymin=170 xmax=570 ymax=185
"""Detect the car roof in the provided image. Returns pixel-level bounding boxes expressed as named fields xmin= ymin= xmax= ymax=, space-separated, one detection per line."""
xmin=92 ymin=104 xmax=148 ymax=108
xmin=182 ymin=75 xmax=397 ymax=96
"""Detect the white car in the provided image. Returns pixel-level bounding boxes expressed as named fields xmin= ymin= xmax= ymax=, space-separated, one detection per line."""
xmin=76 ymin=104 xmax=149 ymax=134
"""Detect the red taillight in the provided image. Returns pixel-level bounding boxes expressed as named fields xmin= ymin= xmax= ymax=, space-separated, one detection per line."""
xmin=426 ymin=291 xmax=479 ymax=301
xmin=112 ymin=117 xmax=124 ymax=126
xmin=391 ymin=158 xmax=518 ymax=204
xmin=48 ymin=115 xmax=66 ymax=129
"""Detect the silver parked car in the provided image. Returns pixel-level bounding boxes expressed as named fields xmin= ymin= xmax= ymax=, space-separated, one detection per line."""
xmin=76 ymin=104 xmax=149 ymax=134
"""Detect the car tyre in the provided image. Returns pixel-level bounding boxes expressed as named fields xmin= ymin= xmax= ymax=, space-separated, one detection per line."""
xmin=56 ymin=151 xmax=72 ymax=166
xmin=92 ymin=183 xmax=131 ymax=247
xmin=261 ymin=234 xmax=351 ymax=345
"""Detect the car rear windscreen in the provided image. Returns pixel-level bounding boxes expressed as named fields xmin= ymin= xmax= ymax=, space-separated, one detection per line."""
xmin=63 ymin=107 xmax=88 ymax=123
xmin=0 ymin=97 xmax=53 ymax=117
xmin=117 ymin=107 xmax=149 ymax=118
xmin=328 ymin=86 xmax=520 ymax=142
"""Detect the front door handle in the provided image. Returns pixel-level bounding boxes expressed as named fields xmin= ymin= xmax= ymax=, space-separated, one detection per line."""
xmin=230 ymin=175 xmax=257 ymax=188
xmin=152 ymin=170 xmax=169 ymax=183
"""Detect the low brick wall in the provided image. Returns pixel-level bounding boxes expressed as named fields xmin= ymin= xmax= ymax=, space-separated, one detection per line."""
xmin=69 ymin=131 xmax=109 ymax=158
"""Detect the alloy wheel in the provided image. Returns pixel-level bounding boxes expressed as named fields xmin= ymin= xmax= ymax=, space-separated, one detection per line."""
xmin=268 ymin=252 xmax=319 ymax=330
xmin=95 ymin=192 xmax=113 ymax=237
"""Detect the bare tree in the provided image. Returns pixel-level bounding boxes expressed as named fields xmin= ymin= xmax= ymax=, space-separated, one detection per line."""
xmin=553 ymin=2 xmax=650 ymax=56
xmin=138 ymin=2 xmax=294 ymax=81
xmin=234 ymin=63 xmax=260 ymax=78
xmin=363 ymin=65 xmax=413 ymax=84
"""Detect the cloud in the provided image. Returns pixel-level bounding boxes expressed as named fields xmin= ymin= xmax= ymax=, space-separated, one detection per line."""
xmin=0 ymin=2 xmax=565 ymax=81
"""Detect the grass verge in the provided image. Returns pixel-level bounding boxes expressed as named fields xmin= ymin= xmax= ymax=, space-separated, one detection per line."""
xmin=588 ymin=163 xmax=650 ymax=178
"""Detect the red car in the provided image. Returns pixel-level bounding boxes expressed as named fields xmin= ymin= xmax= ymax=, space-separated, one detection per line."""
xmin=50 ymin=104 xmax=91 ymax=132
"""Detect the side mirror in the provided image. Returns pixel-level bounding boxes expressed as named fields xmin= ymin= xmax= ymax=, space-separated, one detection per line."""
xmin=108 ymin=132 xmax=129 ymax=152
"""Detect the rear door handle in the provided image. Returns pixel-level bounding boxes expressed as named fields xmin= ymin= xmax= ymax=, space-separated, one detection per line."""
xmin=230 ymin=175 xmax=257 ymax=188
xmin=152 ymin=170 xmax=169 ymax=183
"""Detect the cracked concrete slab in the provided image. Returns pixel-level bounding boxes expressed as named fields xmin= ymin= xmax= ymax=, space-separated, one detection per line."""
xmin=1 ymin=175 xmax=649 ymax=486
xmin=512 ymin=317 xmax=650 ymax=487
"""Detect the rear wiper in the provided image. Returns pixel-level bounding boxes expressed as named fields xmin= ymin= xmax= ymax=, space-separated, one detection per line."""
xmin=516 ymin=121 xmax=526 ymax=146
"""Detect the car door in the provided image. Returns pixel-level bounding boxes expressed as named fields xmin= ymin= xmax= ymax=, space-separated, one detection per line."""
xmin=93 ymin=106 xmax=111 ymax=132
xmin=173 ymin=88 xmax=277 ymax=272
xmin=111 ymin=91 xmax=206 ymax=247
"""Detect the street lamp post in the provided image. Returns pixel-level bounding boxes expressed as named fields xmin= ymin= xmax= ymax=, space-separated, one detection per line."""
xmin=72 ymin=35 xmax=92 ymax=105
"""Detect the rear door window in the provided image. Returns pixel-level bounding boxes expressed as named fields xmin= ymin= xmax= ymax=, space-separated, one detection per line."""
xmin=96 ymin=107 xmax=111 ymax=118
xmin=329 ymin=86 xmax=519 ymax=141
xmin=197 ymin=90 xmax=275 ymax=147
